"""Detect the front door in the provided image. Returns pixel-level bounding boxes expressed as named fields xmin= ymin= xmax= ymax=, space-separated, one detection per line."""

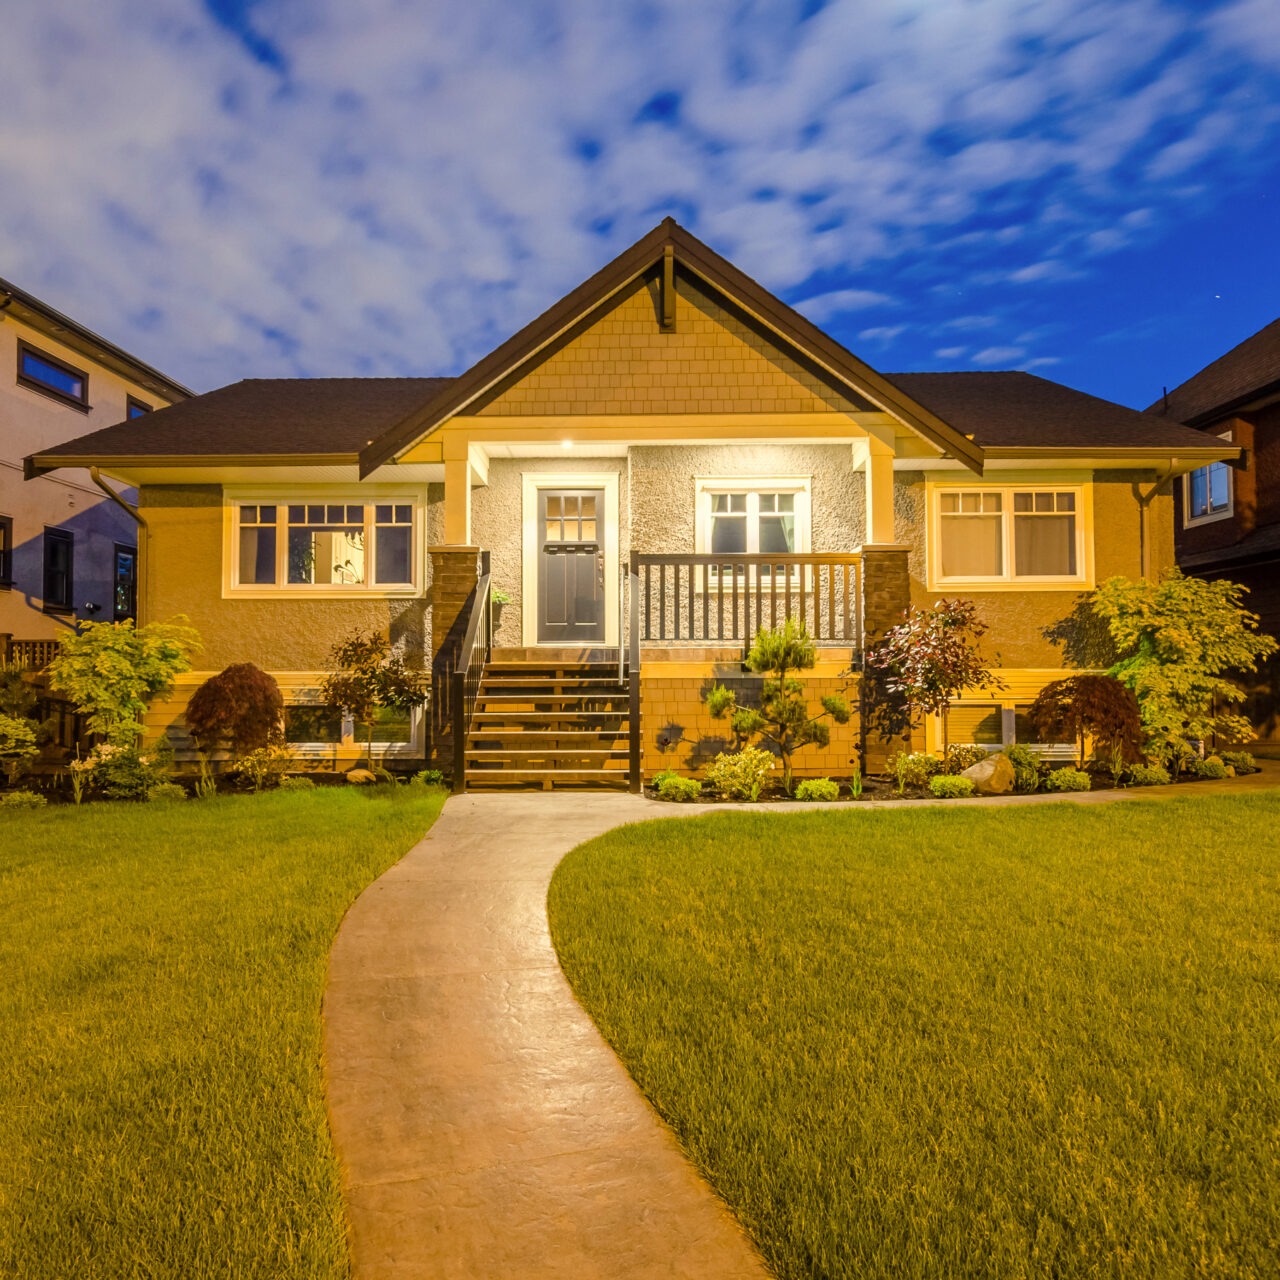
xmin=538 ymin=488 xmax=606 ymax=643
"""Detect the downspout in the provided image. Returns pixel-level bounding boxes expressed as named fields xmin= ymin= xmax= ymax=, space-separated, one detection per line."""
xmin=1134 ymin=461 xmax=1196 ymax=580
xmin=89 ymin=467 xmax=148 ymax=619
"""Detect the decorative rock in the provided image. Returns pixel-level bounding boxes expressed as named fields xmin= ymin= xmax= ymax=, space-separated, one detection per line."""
xmin=961 ymin=752 xmax=1016 ymax=795
xmin=345 ymin=768 xmax=377 ymax=785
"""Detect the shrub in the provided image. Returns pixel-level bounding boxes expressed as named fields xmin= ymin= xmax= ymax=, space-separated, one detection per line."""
xmin=886 ymin=751 xmax=942 ymax=793
xmin=942 ymin=744 xmax=988 ymax=774
xmin=706 ymin=621 xmax=850 ymax=792
xmin=1026 ymin=674 xmax=1143 ymax=770
xmin=147 ymin=782 xmax=188 ymax=803
xmin=1004 ymin=744 xmax=1043 ymax=794
xmin=705 ymin=747 xmax=775 ymax=802
xmin=929 ymin=775 xmax=975 ymax=799
xmin=0 ymin=712 xmax=40 ymax=787
xmin=0 ymin=790 xmax=46 ymax=809
xmin=1185 ymin=755 xmax=1230 ymax=780
xmin=1221 ymin=751 xmax=1258 ymax=774
xmin=278 ymin=775 xmax=317 ymax=792
xmin=1126 ymin=763 xmax=1171 ymax=787
xmin=653 ymin=771 xmax=702 ymax=802
xmin=230 ymin=746 xmax=295 ymax=792
xmin=68 ymin=742 xmax=169 ymax=801
xmin=1044 ymin=767 xmax=1092 ymax=792
xmin=320 ymin=631 xmax=428 ymax=769
xmin=795 ymin=778 xmax=840 ymax=802
xmin=413 ymin=769 xmax=445 ymax=787
xmin=184 ymin=664 xmax=284 ymax=758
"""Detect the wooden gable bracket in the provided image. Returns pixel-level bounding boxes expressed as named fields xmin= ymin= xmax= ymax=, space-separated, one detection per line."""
xmin=660 ymin=244 xmax=676 ymax=332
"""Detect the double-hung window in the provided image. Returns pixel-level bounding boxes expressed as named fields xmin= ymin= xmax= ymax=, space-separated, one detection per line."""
xmin=43 ymin=528 xmax=74 ymax=613
xmin=934 ymin=486 xmax=1085 ymax=585
xmin=230 ymin=497 xmax=419 ymax=593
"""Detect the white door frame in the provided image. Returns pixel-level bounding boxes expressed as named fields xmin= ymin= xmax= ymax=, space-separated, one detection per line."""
xmin=521 ymin=471 xmax=620 ymax=647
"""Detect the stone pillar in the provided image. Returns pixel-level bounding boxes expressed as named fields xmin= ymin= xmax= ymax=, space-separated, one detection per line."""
xmin=429 ymin=546 xmax=482 ymax=771
xmin=857 ymin=543 xmax=913 ymax=775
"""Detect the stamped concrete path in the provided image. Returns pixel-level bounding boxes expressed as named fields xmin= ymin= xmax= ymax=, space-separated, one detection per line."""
xmin=324 ymin=769 xmax=1279 ymax=1278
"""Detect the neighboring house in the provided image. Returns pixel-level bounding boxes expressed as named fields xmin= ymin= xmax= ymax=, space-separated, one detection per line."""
xmin=27 ymin=221 xmax=1234 ymax=787
xmin=1151 ymin=316 xmax=1280 ymax=744
xmin=1 ymin=278 xmax=190 ymax=658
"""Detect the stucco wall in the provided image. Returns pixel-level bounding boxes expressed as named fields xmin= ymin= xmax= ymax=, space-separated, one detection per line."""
xmin=472 ymin=273 xmax=866 ymax=418
xmin=629 ymin=443 xmax=865 ymax=555
xmin=470 ymin=456 xmax=626 ymax=648
xmin=894 ymin=469 xmax=1175 ymax=670
xmin=139 ymin=484 xmax=433 ymax=671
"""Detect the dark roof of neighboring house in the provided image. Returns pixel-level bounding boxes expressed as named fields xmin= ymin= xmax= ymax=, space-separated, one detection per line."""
xmin=1179 ymin=521 xmax=1280 ymax=573
xmin=887 ymin=370 xmax=1223 ymax=452
xmin=0 ymin=275 xmax=193 ymax=403
xmin=31 ymin=376 xmax=455 ymax=462
xmin=1148 ymin=316 xmax=1280 ymax=425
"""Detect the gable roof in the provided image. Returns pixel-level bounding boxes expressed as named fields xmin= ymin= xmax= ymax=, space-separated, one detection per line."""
xmin=1149 ymin=316 xmax=1280 ymax=425
xmin=28 ymin=377 xmax=453 ymax=471
xmin=1 ymin=276 xmax=193 ymax=403
xmin=891 ymin=371 xmax=1228 ymax=452
xmin=356 ymin=218 xmax=985 ymax=475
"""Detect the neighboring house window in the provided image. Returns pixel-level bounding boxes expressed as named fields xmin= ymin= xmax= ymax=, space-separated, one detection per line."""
xmin=18 ymin=341 xmax=89 ymax=409
xmin=934 ymin=487 xmax=1085 ymax=585
xmin=43 ymin=529 xmax=74 ymax=613
xmin=126 ymin=396 xmax=152 ymax=419
xmin=0 ymin=516 xmax=12 ymax=588
xmin=229 ymin=497 xmax=419 ymax=593
xmin=695 ymin=478 xmax=812 ymax=567
xmin=113 ymin=545 xmax=138 ymax=620
xmin=1183 ymin=441 xmax=1232 ymax=525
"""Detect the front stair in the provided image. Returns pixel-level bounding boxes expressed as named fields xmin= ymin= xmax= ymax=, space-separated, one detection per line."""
xmin=464 ymin=658 xmax=632 ymax=790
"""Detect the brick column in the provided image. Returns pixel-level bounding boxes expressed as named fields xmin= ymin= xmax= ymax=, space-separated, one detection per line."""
xmin=429 ymin=546 xmax=482 ymax=771
xmin=857 ymin=543 xmax=912 ymax=774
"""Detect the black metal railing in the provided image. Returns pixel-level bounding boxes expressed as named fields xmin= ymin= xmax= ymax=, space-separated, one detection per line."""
xmin=627 ymin=569 xmax=641 ymax=793
xmin=630 ymin=553 xmax=861 ymax=652
xmin=451 ymin=557 xmax=492 ymax=793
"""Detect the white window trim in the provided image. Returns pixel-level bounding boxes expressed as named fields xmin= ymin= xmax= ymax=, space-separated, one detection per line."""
xmin=222 ymin=486 xmax=424 ymax=599
xmin=927 ymin=480 xmax=1093 ymax=591
xmin=284 ymin=703 xmax=425 ymax=760
xmin=1182 ymin=433 xmax=1234 ymax=528
xmin=694 ymin=476 xmax=812 ymax=557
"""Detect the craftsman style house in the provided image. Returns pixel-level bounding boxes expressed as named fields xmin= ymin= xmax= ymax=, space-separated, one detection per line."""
xmin=1154 ymin=316 xmax=1280 ymax=743
xmin=1 ymin=279 xmax=189 ymax=657
xmin=27 ymin=221 xmax=1235 ymax=787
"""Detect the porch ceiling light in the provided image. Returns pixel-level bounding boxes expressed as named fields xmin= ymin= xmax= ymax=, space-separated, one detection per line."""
xmin=561 ymin=438 xmax=573 ymax=449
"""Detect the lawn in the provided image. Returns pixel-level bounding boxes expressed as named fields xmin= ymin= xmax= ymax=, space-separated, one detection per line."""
xmin=549 ymin=793 xmax=1280 ymax=1280
xmin=0 ymin=785 xmax=443 ymax=1279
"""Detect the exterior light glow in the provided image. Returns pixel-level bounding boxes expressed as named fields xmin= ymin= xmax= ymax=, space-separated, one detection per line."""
xmin=561 ymin=438 xmax=573 ymax=449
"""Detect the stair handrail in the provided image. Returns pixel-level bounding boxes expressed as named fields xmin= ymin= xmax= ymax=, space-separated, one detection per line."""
xmin=627 ymin=554 xmax=641 ymax=793
xmin=451 ymin=555 xmax=492 ymax=794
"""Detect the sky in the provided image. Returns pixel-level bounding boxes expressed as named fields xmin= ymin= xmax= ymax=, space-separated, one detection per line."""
xmin=3 ymin=0 xmax=1279 ymax=411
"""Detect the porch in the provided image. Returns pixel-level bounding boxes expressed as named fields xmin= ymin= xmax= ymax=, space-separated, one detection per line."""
xmin=436 ymin=547 xmax=908 ymax=793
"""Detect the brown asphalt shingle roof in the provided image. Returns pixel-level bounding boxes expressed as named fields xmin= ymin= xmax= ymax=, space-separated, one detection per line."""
xmin=886 ymin=370 xmax=1219 ymax=451
xmin=1149 ymin=316 xmax=1280 ymax=424
xmin=33 ymin=376 xmax=454 ymax=459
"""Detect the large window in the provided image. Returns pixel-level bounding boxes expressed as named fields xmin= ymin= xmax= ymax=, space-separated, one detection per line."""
xmin=229 ymin=498 xmax=418 ymax=593
xmin=935 ymin=487 xmax=1084 ymax=585
xmin=0 ymin=516 xmax=12 ymax=588
xmin=18 ymin=342 xmax=89 ymax=409
xmin=695 ymin=478 xmax=811 ymax=563
xmin=43 ymin=529 xmax=74 ymax=613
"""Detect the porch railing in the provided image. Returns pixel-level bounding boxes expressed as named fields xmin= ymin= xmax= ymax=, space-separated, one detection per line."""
xmin=630 ymin=553 xmax=861 ymax=653
xmin=450 ymin=556 xmax=493 ymax=793
xmin=0 ymin=635 xmax=62 ymax=670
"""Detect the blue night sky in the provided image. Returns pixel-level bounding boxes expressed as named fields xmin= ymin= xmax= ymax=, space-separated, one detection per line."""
xmin=3 ymin=0 xmax=1278 ymax=411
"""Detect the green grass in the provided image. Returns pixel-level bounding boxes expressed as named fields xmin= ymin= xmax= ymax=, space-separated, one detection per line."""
xmin=0 ymin=785 xmax=443 ymax=1279
xmin=549 ymin=795 xmax=1280 ymax=1280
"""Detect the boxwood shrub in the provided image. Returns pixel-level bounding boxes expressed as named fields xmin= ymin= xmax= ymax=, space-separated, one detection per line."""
xmin=929 ymin=775 xmax=976 ymax=799
xmin=795 ymin=778 xmax=840 ymax=802
xmin=1044 ymin=767 xmax=1092 ymax=792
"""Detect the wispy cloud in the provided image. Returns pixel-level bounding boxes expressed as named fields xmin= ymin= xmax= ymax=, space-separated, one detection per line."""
xmin=0 ymin=0 xmax=1277 ymax=397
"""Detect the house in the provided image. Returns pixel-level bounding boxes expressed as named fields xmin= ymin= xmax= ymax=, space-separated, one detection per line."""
xmin=1152 ymin=316 xmax=1280 ymax=744
xmin=25 ymin=220 xmax=1235 ymax=788
xmin=1 ymin=278 xmax=190 ymax=663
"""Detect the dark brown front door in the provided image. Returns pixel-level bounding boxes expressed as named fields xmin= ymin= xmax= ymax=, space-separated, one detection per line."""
xmin=538 ymin=488 xmax=605 ymax=643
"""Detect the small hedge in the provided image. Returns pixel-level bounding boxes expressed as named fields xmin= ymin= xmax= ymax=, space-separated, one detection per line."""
xmin=1220 ymin=750 xmax=1258 ymax=774
xmin=146 ymin=783 xmax=188 ymax=803
xmin=1126 ymin=763 xmax=1171 ymax=787
xmin=1044 ymin=767 xmax=1092 ymax=793
xmin=0 ymin=790 xmax=46 ymax=809
xmin=653 ymin=771 xmax=702 ymax=803
xmin=705 ymin=747 xmax=775 ymax=802
xmin=1185 ymin=756 xmax=1230 ymax=780
xmin=929 ymin=775 xmax=975 ymax=799
xmin=278 ymin=776 xmax=317 ymax=792
xmin=795 ymin=778 xmax=839 ymax=802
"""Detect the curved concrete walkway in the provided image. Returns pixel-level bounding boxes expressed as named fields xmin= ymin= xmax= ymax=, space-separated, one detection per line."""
xmin=324 ymin=766 xmax=1280 ymax=1278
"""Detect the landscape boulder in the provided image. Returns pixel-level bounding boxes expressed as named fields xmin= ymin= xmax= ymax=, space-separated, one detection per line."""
xmin=961 ymin=752 xmax=1016 ymax=795
xmin=345 ymin=768 xmax=377 ymax=785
